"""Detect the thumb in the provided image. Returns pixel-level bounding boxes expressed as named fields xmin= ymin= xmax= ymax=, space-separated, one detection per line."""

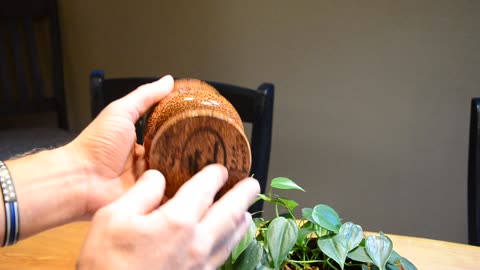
xmin=119 ymin=74 xmax=174 ymax=123
xmin=110 ymin=170 xmax=166 ymax=215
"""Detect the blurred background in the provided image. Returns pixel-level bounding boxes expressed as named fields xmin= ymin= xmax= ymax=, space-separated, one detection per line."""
xmin=58 ymin=0 xmax=480 ymax=243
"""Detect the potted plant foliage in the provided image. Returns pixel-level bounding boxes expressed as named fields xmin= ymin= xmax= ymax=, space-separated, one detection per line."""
xmin=220 ymin=177 xmax=417 ymax=270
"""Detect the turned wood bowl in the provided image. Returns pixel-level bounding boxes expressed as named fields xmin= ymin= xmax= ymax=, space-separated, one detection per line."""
xmin=143 ymin=78 xmax=252 ymax=198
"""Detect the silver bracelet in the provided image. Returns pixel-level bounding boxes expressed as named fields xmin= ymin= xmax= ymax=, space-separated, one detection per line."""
xmin=0 ymin=161 xmax=19 ymax=246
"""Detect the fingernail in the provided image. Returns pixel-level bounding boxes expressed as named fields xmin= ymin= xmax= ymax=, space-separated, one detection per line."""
xmin=153 ymin=75 xmax=174 ymax=85
xmin=162 ymin=74 xmax=173 ymax=81
xmin=205 ymin=164 xmax=229 ymax=183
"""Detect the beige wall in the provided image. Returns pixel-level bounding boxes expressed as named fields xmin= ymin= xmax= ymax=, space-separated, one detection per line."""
xmin=58 ymin=0 xmax=480 ymax=243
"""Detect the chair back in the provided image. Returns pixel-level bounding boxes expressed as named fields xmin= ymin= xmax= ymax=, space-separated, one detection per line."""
xmin=90 ymin=70 xmax=274 ymax=216
xmin=0 ymin=0 xmax=67 ymax=129
xmin=468 ymin=98 xmax=480 ymax=246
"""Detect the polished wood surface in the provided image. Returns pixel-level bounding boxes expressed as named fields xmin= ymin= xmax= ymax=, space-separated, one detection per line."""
xmin=371 ymin=233 xmax=480 ymax=270
xmin=0 ymin=222 xmax=479 ymax=269
xmin=0 ymin=222 xmax=88 ymax=269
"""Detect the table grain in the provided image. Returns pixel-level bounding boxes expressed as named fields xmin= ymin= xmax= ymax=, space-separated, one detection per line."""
xmin=0 ymin=222 xmax=479 ymax=269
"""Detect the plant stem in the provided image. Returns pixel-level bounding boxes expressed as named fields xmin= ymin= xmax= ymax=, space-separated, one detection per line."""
xmin=345 ymin=262 xmax=366 ymax=268
xmin=286 ymin=205 xmax=296 ymax=219
xmin=326 ymin=259 xmax=340 ymax=270
xmin=287 ymin=259 xmax=326 ymax=264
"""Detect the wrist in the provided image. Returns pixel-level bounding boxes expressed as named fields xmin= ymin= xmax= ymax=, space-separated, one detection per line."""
xmin=4 ymin=144 xmax=90 ymax=238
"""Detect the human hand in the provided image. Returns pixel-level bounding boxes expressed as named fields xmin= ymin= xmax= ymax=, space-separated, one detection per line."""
xmin=77 ymin=164 xmax=260 ymax=270
xmin=67 ymin=75 xmax=174 ymax=217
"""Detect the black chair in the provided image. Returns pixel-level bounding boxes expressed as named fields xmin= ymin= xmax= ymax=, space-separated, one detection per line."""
xmin=90 ymin=70 xmax=274 ymax=216
xmin=468 ymin=98 xmax=480 ymax=246
xmin=0 ymin=0 xmax=73 ymax=160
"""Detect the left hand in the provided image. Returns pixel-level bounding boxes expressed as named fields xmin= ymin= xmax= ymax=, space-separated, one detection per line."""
xmin=67 ymin=75 xmax=174 ymax=218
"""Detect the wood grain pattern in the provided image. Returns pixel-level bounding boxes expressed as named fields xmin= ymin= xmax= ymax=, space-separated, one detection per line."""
xmin=383 ymin=233 xmax=480 ymax=269
xmin=145 ymin=78 xmax=251 ymax=198
xmin=0 ymin=222 xmax=88 ymax=270
xmin=0 ymin=222 xmax=479 ymax=269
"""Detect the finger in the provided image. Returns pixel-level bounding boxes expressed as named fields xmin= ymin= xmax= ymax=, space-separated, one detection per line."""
xmin=159 ymin=164 xmax=228 ymax=221
xmin=199 ymin=177 xmax=259 ymax=229
xmin=196 ymin=178 xmax=260 ymax=256
xmin=119 ymin=74 xmax=174 ymax=122
xmin=207 ymin=212 xmax=252 ymax=268
xmin=110 ymin=169 xmax=166 ymax=215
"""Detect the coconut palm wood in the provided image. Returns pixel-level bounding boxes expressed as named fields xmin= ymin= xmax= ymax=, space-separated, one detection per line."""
xmin=144 ymin=79 xmax=252 ymax=199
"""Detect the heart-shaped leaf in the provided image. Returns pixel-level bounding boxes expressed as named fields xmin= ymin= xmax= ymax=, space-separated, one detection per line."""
xmin=277 ymin=197 xmax=299 ymax=212
xmin=387 ymin=250 xmax=418 ymax=270
xmin=296 ymin=225 xmax=316 ymax=245
xmin=312 ymin=204 xmax=342 ymax=232
xmin=363 ymin=266 xmax=380 ymax=270
xmin=387 ymin=250 xmax=402 ymax=264
xmin=255 ymin=264 xmax=273 ymax=270
xmin=386 ymin=264 xmax=401 ymax=270
xmin=316 ymin=222 xmax=362 ymax=270
xmin=270 ymin=177 xmax=305 ymax=191
xmin=348 ymin=246 xmax=374 ymax=264
xmin=396 ymin=257 xmax=417 ymax=270
xmin=233 ymin=240 xmax=264 ymax=270
xmin=232 ymin=221 xmax=257 ymax=262
xmin=253 ymin=217 xmax=266 ymax=228
xmin=338 ymin=222 xmax=363 ymax=252
xmin=365 ymin=234 xmax=393 ymax=270
xmin=302 ymin=208 xmax=315 ymax=223
xmin=362 ymin=266 xmax=380 ymax=270
xmin=266 ymin=217 xmax=298 ymax=270
xmin=317 ymin=235 xmax=347 ymax=269
xmin=219 ymin=254 xmax=234 ymax=270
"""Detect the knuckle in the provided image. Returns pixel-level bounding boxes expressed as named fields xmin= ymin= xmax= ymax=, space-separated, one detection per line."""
xmin=189 ymin=241 xmax=210 ymax=263
xmin=94 ymin=206 xmax=115 ymax=222
xmin=194 ymin=187 xmax=216 ymax=201
xmin=230 ymin=210 xmax=246 ymax=224
xmin=93 ymin=207 xmax=131 ymax=235
xmin=165 ymin=214 xmax=197 ymax=231
xmin=189 ymin=227 xmax=217 ymax=266
xmin=105 ymin=99 xmax=122 ymax=112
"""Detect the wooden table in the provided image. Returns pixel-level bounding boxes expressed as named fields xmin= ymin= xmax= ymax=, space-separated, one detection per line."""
xmin=0 ymin=222 xmax=479 ymax=269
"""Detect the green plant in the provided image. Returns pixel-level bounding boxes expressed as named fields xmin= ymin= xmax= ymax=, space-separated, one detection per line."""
xmin=219 ymin=177 xmax=417 ymax=270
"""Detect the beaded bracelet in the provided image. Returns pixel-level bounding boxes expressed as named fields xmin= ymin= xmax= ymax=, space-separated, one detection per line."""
xmin=0 ymin=161 xmax=19 ymax=246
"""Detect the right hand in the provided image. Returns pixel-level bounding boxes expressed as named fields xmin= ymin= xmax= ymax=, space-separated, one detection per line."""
xmin=77 ymin=164 xmax=260 ymax=270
